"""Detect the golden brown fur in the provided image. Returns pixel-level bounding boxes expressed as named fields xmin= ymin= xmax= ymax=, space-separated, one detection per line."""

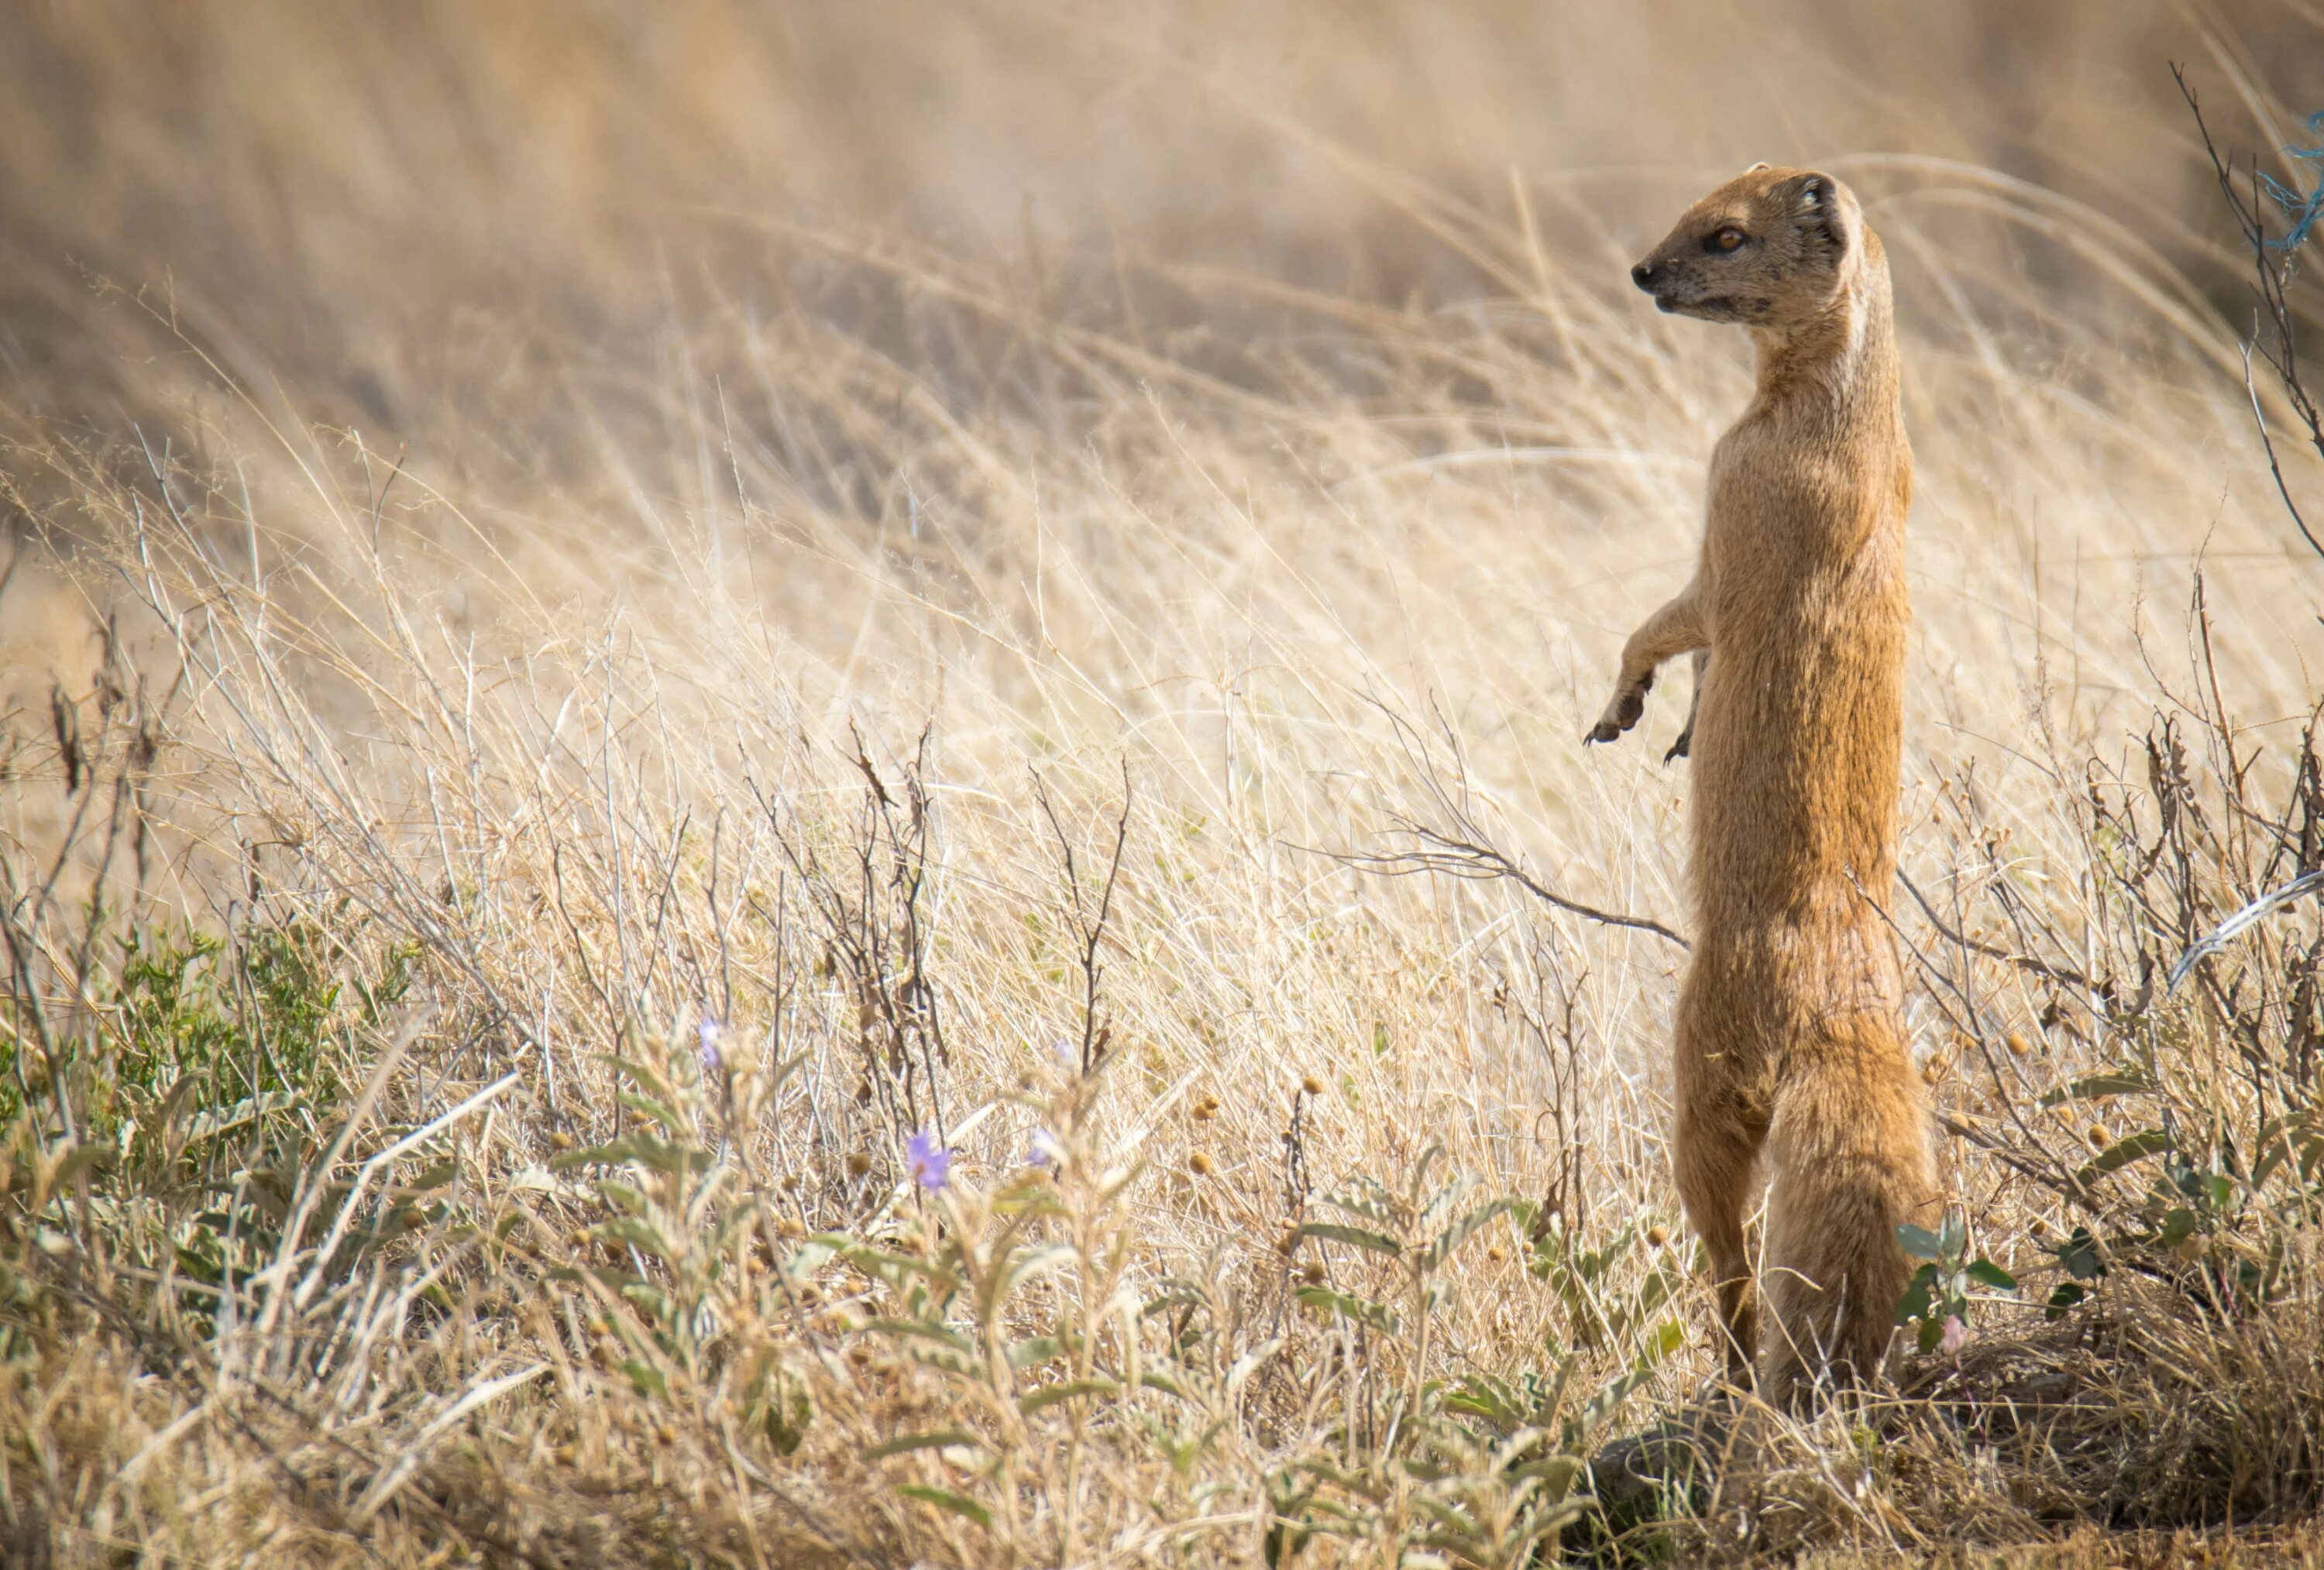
xmin=1586 ymin=165 xmax=1937 ymax=1404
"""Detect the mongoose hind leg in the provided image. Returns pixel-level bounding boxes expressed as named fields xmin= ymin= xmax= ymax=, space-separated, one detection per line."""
xmin=1673 ymin=1014 xmax=1769 ymax=1386
xmin=1674 ymin=1101 xmax=1763 ymax=1384
xmin=1756 ymin=1019 xmax=1937 ymax=1407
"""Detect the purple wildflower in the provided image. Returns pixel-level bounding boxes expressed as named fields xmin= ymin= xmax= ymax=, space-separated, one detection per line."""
xmin=1939 ymin=1314 xmax=1968 ymax=1357
xmin=697 ymin=1014 xmax=724 ymax=1077
xmin=1026 ymin=1127 xmax=1063 ymax=1170
xmin=906 ymin=1127 xmax=952 ymax=1191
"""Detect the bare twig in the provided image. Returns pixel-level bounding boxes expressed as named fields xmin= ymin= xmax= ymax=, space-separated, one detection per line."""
xmin=1896 ymin=869 xmax=2094 ymax=992
xmin=1329 ymin=697 xmax=1688 ymax=949
xmin=1030 ymin=761 xmax=1134 ymax=1076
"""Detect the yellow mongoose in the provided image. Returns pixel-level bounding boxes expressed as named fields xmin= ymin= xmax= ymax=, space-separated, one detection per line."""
xmin=1586 ymin=164 xmax=1937 ymax=1403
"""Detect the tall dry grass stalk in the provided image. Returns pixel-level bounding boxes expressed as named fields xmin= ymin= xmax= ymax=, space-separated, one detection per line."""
xmin=1 ymin=2 xmax=2322 ymax=1564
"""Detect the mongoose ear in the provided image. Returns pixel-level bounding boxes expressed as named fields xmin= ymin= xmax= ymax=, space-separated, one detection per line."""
xmin=1790 ymin=170 xmax=1851 ymax=256
xmin=1746 ymin=160 xmax=1771 ymax=173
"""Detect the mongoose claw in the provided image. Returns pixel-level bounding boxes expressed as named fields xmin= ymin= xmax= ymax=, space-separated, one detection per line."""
xmin=1664 ymin=725 xmax=1693 ymax=764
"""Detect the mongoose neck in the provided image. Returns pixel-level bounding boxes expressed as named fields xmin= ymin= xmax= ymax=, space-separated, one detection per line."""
xmin=1748 ymin=256 xmax=1898 ymax=415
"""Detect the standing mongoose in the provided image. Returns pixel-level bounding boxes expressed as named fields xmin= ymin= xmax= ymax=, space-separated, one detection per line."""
xmin=1585 ymin=164 xmax=1937 ymax=1404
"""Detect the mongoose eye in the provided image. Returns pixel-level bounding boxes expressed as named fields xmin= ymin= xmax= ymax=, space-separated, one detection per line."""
xmin=1706 ymin=227 xmax=1747 ymax=253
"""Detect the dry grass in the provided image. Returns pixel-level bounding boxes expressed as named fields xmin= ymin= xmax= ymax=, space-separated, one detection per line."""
xmin=2 ymin=2 xmax=2322 ymax=1565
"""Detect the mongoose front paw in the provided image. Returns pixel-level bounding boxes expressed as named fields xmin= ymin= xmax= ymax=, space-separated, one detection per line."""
xmin=1584 ymin=676 xmax=1652 ymax=745
xmin=1664 ymin=723 xmax=1694 ymax=764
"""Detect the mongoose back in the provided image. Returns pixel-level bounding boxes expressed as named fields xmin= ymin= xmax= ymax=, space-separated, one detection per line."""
xmin=1586 ymin=164 xmax=1937 ymax=1403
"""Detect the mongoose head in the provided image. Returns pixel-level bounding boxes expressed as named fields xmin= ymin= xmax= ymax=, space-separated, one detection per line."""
xmin=1629 ymin=164 xmax=1866 ymax=329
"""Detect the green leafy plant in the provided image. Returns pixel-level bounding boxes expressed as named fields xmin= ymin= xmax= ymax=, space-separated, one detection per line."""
xmin=1292 ymin=1150 xmax=1511 ymax=1344
xmin=2031 ymin=1057 xmax=2305 ymax=1314
xmin=1522 ymin=1211 xmax=1686 ymax=1362
xmin=1245 ymin=1160 xmax=1687 ymax=1564
xmin=0 ymin=909 xmax=428 ymax=1342
xmin=1896 ymin=1210 xmax=2018 ymax=1354
xmin=2044 ymin=1223 xmax=2106 ymax=1320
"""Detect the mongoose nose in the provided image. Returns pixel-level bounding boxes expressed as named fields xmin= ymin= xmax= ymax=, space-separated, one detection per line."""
xmin=1631 ymin=259 xmax=1662 ymax=290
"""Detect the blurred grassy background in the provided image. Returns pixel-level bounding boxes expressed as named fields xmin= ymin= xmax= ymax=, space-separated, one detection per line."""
xmin=2 ymin=0 xmax=2315 ymax=432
